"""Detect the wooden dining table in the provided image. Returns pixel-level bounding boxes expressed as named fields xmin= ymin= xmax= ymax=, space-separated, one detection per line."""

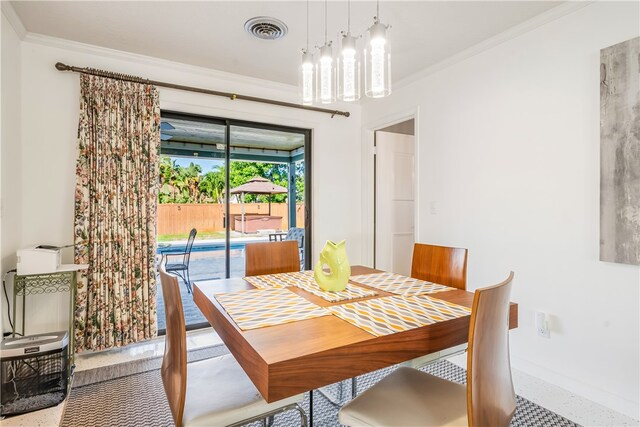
xmin=193 ymin=265 xmax=518 ymax=422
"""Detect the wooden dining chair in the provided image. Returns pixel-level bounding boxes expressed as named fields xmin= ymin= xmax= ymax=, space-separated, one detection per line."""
xmin=158 ymin=266 xmax=308 ymax=427
xmin=339 ymin=272 xmax=516 ymax=427
xmin=245 ymin=240 xmax=300 ymax=276
xmin=411 ymin=243 xmax=468 ymax=290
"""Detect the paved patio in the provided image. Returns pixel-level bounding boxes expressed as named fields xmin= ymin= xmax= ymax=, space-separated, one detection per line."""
xmin=157 ymin=248 xmax=247 ymax=330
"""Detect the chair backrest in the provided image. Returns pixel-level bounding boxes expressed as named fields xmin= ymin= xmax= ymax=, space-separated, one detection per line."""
xmin=466 ymin=272 xmax=516 ymax=427
xmin=410 ymin=243 xmax=468 ymax=290
xmin=245 ymin=240 xmax=300 ymax=276
xmin=183 ymin=228 xmax=198 ymax=266
xmin=159 ymin=266 xmax=187 ymax=427
xmin=285 ymin=227 xmax=305 ymax=249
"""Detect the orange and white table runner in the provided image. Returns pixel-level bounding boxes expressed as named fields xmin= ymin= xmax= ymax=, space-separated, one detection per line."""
xmin=244 ymin=272 xmax=291 ymax=289
xmin=245 ymin=271 xmax=377 ymax=302
xmin=327 ymin=294 xmax=471 ymax=337
xmin=349 ymin=272 xmax=455 ymax=296
xmin=215 ymin=288 xmax=329 ymax=330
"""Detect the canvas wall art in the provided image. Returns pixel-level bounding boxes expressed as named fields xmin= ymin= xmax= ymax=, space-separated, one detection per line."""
xmin=600 ymin=37 xmax=640 ymax=266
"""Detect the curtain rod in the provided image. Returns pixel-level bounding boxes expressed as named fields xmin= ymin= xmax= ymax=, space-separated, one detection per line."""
xmin=54 ymin=62 xmax=350 ymax=118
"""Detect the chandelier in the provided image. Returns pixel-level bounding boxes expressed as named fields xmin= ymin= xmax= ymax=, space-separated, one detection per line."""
xmin=299 ymin=0 xmax=391 ymax=105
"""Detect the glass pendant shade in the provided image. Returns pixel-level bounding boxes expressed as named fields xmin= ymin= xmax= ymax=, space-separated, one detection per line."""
xmin=337 ymin=33 xmax=361 ymax=102
xmin=316 ymin=43 xmax=336 ymax=104
xmin=364 ymin=20 xmax=391 ymax=98
xmin=299 ymin=50 xmax=315 ymax=106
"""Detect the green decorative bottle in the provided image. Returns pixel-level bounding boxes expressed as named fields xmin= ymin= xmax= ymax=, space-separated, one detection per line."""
xmin=314 ymin=240 xmax=351 ymax=292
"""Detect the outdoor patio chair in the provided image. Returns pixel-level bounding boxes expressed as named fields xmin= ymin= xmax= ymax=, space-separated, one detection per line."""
xmin=269 ymin=227 xmax=305 ymax=269
xmin=165 ymin=228 xmax=197 ymax=293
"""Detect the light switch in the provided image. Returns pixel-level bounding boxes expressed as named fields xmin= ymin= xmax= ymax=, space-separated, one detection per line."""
xmin=430 ymin=201 xmax=438 ymax=215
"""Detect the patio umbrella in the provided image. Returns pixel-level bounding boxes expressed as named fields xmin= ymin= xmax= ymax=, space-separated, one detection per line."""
xmin=229 ymin=176 xmax=288 ymax=234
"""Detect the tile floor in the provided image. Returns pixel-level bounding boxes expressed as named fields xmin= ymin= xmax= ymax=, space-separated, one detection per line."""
xmin=2 ymin=329 xmax=638 ymax=427
xmin=447 ymin=354 xmax=640 ymax=427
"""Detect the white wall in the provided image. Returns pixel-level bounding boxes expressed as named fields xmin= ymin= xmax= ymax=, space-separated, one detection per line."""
xmin=1 ymin=8 xmax=23 ymax=334
xmin=3 ymin=34 xmax=362 ymax=336
xmin=362 ymin=2 xmax=639 ymax=419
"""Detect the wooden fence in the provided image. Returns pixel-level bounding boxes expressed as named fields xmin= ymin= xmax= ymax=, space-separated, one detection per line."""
xmin=157 ymin=203 xmax=305 ymax=235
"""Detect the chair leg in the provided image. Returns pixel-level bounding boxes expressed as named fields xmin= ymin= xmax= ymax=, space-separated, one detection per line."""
xmin=172 ymin=270 xmax=190 ymax=293
xmin=185 ymin=269 xmax=192 ymax=294
xmin=352 ymin=376 xmax=357 ymax=399
xmin=318 ymin=376 xmax=357 ymax=406
xmin=227 ymin=403 xmax=307 ymax=427
xmin=295 ymin=403 xmax=309 ymax=427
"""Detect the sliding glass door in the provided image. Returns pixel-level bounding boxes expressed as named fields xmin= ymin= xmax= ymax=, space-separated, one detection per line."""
xmin=156 ymin=112 xmax=311 ymax=330
xmin=227 ymin=123 xmax=308 ymax=277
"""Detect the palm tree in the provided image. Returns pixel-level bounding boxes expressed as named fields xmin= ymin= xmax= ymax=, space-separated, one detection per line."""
xmin=199 ymin=167 xmax=225 ymax=203
xmin=159 ymin=157 xmax=181 ymax=202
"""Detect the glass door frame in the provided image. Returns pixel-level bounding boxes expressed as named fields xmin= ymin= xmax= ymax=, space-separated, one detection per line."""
xmin=160 ymin=110 xmax=313 ymax=280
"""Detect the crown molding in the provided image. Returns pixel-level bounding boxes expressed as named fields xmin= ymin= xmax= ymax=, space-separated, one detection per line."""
xmin=1 ymin=1 xmax=27 ymax=40
xmin=22 ymin=32 xmax=301 ymax=95
xmin=22 ymin=31 xmax=358 ymax=113
xmin=13 ymin=1 xmax=594 ymax=109
xmin=382 ymin=1 xmax=594 ymax=96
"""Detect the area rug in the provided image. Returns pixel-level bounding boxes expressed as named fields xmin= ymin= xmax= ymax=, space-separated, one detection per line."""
xmin=71 ymin=344 xmax=229 ymax=387
xmin=61 ymin=348 xmax=580 ymax=427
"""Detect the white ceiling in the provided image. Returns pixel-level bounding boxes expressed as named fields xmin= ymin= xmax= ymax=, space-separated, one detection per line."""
xmin=11 ymin=1 xmax=561 ymax=86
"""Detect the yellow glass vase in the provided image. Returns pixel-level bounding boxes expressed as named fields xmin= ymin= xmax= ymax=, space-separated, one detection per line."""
xmin=314 ymin=240 xmax=351 ymax=292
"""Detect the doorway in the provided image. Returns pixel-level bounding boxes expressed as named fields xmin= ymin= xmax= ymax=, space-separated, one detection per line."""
xmin=156 ymin=111 xmax=311 ymax=330
xmin=374 ymin=119 xmax=415 ymax=276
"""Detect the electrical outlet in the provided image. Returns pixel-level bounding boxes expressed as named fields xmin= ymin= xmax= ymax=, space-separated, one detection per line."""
xmin=535 ymin=311 xmax=550 ymax=338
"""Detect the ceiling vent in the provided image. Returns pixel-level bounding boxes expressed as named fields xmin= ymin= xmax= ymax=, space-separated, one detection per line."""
xmin=244 ymin=17 xmax=288 ymax=41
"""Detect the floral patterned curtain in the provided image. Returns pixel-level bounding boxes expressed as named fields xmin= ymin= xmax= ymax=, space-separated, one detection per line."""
xmin=74 ymin=74 xmax=160 ymax=352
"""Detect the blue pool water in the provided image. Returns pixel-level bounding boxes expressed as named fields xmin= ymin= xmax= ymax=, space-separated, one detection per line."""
xmin=157 ymin=241 xmax=249 ymax=254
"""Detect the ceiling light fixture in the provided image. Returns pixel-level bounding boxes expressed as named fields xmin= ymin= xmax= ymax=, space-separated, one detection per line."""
xmin=365 ymin=0 xmax=391 ymax=98
xmin=337 ymin=0 xmax=361 ymax=102
xmin=296 ymin=0 xmax=391 ymax=106
xmin=299 ymin=0 xmax=315 ymax=105
xmin=316 ymin=0 xmax=336 ymax=104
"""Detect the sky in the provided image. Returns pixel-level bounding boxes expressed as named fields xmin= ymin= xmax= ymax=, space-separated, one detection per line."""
xmin=172 ymin=157 xmax=223 ymax=172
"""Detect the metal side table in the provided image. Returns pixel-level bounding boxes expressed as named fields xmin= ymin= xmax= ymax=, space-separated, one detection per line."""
xmin=12 ymin=271 xmax=78 ymax=374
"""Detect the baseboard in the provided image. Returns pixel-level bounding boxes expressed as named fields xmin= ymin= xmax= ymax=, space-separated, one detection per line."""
xmin=511 ymin=356 xmax=639 ymax=423
xmin=446 ymin=353 xmax=639 ymax=425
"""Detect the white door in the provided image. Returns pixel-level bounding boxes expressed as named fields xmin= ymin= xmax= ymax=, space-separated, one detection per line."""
xmin=375 ymin=131 xmax=415 ymax=275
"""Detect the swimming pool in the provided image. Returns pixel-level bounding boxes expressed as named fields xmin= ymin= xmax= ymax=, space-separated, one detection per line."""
xmin=157 ymin=240 xmax=261 ymax=254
